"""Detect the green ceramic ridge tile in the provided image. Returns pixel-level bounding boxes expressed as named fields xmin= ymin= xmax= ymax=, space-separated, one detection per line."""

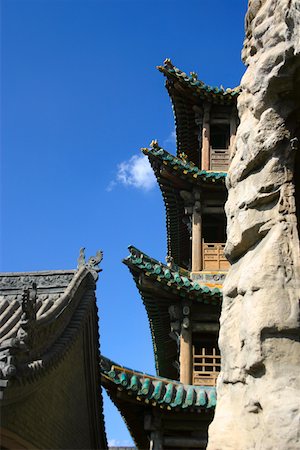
xmin=157 ymin=58 xmax=240 ymax=101
xmin=100 ymin=355 xmax=217 ymax=410
xmin=141 ymin=144 xmax=227 ymax=182
xmin=123 ymin=245 xmax=222 ymax=300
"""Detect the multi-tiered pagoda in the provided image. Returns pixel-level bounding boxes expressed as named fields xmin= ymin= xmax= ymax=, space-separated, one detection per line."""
xmin=101 ymin=59 xmax=239 ymax=450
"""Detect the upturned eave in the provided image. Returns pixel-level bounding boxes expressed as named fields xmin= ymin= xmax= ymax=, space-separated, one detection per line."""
xmin=157 ymin=58 xmax=239 ymax=164
xmin=123 ymin=246 xmax=222 ymax=379
xmin=142 ymin=144 xmax=227 ymax=269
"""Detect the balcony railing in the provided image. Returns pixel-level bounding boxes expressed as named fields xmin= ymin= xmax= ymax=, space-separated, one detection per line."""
xmin=210 ymin=148 xmax=229 ymax=171
xmin=202 ymin=242 xmax=230 ymax=271
xmin=193 ymin=346 xmax=221 ymax=386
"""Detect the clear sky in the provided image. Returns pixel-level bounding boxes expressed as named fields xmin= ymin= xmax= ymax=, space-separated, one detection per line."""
xmin=1 ymin=0 xmax=247 ymax=446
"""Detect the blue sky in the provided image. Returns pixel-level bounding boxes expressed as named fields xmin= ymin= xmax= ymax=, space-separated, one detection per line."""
xmin=1 ymin=0 xmax=247 ymax=445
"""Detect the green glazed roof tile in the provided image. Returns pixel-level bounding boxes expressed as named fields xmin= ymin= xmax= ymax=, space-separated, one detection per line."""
xmin=207 ymin=389 xmax=217 ymax=408
xmin=122 ymin=245 xmax=222 ymax=379
xmin=157 ymin=58 xmax=240 ymax=103
xmin=119 ymin=372 xmax=128 ymax=386
xmin=170 ymin=384 xmax=184 ymax=408
xmin=162 ymin=383 xmax=174 ymax=404
xmin=100 ymin=355 xmax=216 ymax=411
xmin=140 ymin=378 xmax=152 ymax=396
xmin=142 ymin=143 xmax=227 ymax=185
xmin=123 ymin=245 xmax=222 ymax=303
xmin=151 ymin=381 xmax=164 ymax=401
xmin=196 ymin=389 xmax=207 ymax=407
xmin=183 ymin=386 xmax=196 ymax=408
xmin=130 ymin=375 xmax=140 ymax=391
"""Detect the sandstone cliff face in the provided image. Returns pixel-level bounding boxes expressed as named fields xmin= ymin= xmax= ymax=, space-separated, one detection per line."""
xmin=207 ymin=1 xmax=300 ymax=449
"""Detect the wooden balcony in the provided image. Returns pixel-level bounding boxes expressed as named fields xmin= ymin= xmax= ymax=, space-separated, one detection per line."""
xmin=210 ymin=148 xmax=229 ymax=171
xmin=202 ymin=242 xmax=230 ymax=271
xmin=193 ymin=346 xmax=221 ymax=386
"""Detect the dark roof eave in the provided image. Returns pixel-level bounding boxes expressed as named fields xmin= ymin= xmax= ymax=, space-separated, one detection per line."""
xmin=123 ymin=246 xmax=222 ymax=301
xmin=100 ymin=355 xmax=217 ymax=411
xmin=157 ymin=59 xmax=240 ymax=105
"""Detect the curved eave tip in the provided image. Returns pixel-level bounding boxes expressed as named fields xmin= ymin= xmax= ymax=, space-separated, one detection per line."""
xmin=157 ymin=57 xmax=174 ymax=72
xmin=122 ymin=245 xmax=136 ymax=263
xmin=127 ymin=244 xmax=137 ymax=252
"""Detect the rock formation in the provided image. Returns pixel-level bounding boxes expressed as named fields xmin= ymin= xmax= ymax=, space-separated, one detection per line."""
xmin=207 ymin=1 xmax=300 ymax=449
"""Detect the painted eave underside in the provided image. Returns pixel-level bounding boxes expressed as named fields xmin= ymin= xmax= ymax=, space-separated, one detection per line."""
xmin=123 ymin=246 xmax=222 ymax=379
xmin=158 ymin=59 xmax=239 ymax=163
xmin=100 ymin=355 xmax=216 ymax=449
xmin=142 ymin=144 xmax=227 ymax=269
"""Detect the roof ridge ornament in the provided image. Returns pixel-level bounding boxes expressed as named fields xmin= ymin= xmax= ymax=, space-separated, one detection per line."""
xmin=0 ymin=282 xmax=37 ymax=399
xmin=150 ymin=139 xmax=160 ymax=150
xmin=17 ymin=282 xmax=37 ymax=348
xmin=77 ymin=247 xmax=86 ymax=268
xmin=163 ymin=58 xmax=174 ymax=69
xmin=165 ymin=255 xmax=175 ymax=269
xmin=77 ymin=248 xmax=103 ymax=280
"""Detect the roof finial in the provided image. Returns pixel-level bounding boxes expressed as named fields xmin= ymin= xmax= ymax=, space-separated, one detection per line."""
xmin=87 ymin=250 xmax=103 ymax=278
xmin=179 ymin=152 xmax=188 ymax=162
xmin=165 ymin=255 xmax=175 ymax=269
xmin=150 ymin=139 xmax=160 ymax=150
xmin=163 ymin=58 xmax=173 ymax=69
xmin=77 ymin=248 xmax=103 ymax=280
xmin=77 ymin=247 xmax=86 ymax=268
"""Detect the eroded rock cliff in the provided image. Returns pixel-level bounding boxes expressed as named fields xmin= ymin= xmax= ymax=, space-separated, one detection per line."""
xmin=207 ymin=1 xmax=300 ymax=449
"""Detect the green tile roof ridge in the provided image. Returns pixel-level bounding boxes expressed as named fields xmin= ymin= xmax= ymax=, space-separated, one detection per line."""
xmin=123 ymin=245 xmax=222 ymax=301
xmin=142 ymin=142 xmax=227 ymax=181
xmin=157 ymin=58 xmax=240 ymax=99
xmin=100 ymin=355 xmax=216 ymax=410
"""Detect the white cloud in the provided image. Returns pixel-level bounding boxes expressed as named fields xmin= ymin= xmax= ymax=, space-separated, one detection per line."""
xmin=106 ymin=180 xmax=117 ymax=192
xmin=107 ymin=154 xmax=156 ymax=192
xmin=108 ymin=438 xmax=133 ymax=447
xmin=163 ymin=129 xmax=176 ymax=147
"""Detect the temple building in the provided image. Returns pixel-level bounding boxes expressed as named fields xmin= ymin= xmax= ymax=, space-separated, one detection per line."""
xmin=101 ymin=59 xmax=239 ymax=449
xmin=0 ymin=252 xmax=107 ymax=450
xmin=0 ymin=59 xmax=239 ymax=450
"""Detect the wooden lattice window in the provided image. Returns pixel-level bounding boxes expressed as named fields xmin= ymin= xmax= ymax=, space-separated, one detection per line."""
xmin=202 ymin=242 xmax=230 ymax=271
xmin=193 ymin=346 xmax=221 ymax=386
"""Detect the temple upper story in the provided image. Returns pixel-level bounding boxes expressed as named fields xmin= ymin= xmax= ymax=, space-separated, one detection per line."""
xmin=143 ymin=141 xmax=230 ymax=275
xmin=124 ymin=246 xmax=222 ymax=387
xmin=158 ymin=59 xmax=240 ymax=172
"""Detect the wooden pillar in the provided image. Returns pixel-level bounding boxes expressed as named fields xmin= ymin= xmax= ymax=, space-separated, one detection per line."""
xmin=180 ymin=326 xmax=192 ymax=384
xmin=201 ymin=103 xmax=211 ymax=170
xmin=192 ymin=197 xmax=202 ymax=272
